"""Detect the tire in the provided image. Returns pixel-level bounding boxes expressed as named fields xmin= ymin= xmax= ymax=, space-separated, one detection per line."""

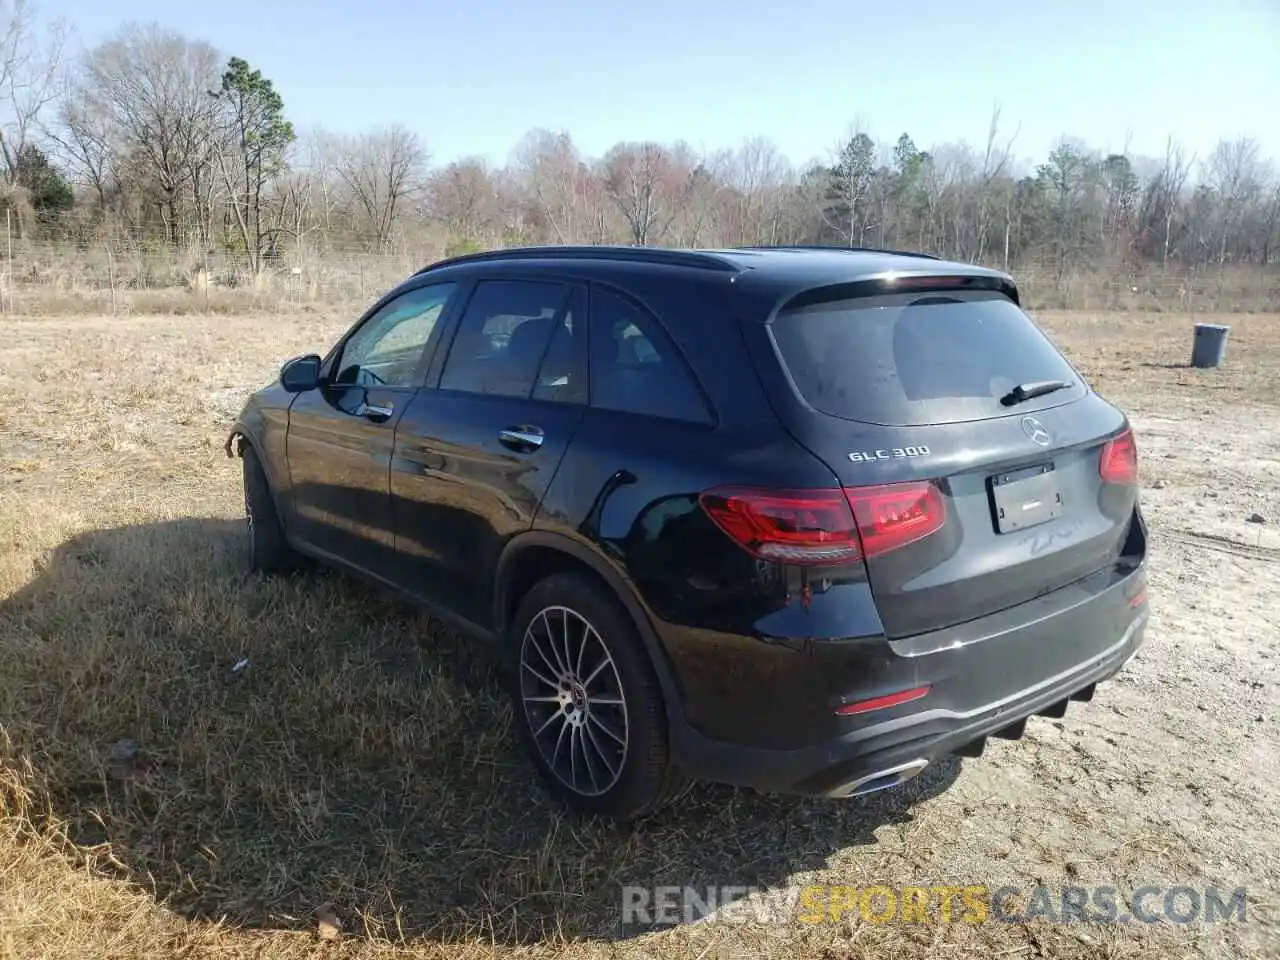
xmin=505 ymin=572 xmax=687 ymax=821
xmin=242 ymin=445 xmax=298 ymax=575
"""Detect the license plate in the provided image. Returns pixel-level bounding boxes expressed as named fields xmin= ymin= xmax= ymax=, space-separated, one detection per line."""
xmin=989 ymin=463 xmax=1063 ymax=533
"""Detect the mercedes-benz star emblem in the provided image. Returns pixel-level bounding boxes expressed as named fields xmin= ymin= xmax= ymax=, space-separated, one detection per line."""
xmin=1021 ymin=416 xmax=1052 ymax=446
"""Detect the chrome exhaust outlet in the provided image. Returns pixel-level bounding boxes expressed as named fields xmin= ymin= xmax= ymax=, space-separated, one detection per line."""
xmin=825 ymin=758 xmax=930 ymax=799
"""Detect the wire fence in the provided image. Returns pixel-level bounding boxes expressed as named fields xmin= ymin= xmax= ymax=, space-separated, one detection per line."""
xmin=0 ymin=239 xmax=1276 ymax=317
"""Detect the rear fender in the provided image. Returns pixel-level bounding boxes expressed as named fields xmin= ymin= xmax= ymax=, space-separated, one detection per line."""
xmin=495 ymin=530 xmax=687 ymax=725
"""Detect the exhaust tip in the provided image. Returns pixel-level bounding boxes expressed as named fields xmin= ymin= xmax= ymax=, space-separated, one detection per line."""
xmin=826 ymin=758 xmax=930 ymax=799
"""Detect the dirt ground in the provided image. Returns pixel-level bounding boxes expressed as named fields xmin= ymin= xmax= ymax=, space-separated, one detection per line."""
xmin=0 ymin=307 xmax=1277 ymax=960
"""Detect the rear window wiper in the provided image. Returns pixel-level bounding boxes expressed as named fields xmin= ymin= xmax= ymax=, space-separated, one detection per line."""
xmin=999 ymin=379 xmax=1073 ymax=407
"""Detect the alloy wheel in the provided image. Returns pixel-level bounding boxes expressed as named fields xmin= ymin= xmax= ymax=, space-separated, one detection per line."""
xmin=519 ymin=605 xmax=629 ymax=796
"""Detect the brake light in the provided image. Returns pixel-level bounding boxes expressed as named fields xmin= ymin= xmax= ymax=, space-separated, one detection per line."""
xmin=698 ymin=481 xmax=946 ymax=565
xmin=1099 ymin=429 xmax=1138 ymax=485
xmin=881 ymin=274 xmax=979 ymax=290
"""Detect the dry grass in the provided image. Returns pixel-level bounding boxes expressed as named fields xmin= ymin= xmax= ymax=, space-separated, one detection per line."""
xmin=1 ymin=308 xmax=1278 ymax=959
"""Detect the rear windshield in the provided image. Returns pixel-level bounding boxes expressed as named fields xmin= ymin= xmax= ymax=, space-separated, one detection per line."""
xmin=769 ymin=289 xmax=1084 ymax=426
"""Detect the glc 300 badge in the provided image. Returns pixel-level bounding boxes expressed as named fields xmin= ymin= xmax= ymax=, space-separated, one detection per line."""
xmin=848 ymin=445 xmax=931 ymax=463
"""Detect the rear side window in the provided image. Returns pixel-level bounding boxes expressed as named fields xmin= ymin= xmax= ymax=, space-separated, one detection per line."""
xmin=439 ymin=279 xmax=569 ymax=398
xmin=532 ymin=288 xmax=587 ymax=405
xmin=769 ymin=290 xmax=1083 ymax=426
xmin=588 ymin=287 xmax=711 ymax=424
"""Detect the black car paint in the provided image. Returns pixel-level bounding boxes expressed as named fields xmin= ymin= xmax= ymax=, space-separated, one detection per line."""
xmin=390 ymin=387 xmax=588 ymax=627
xmin=227 ymin=245 xmax=1149 ymax=797
xmin=287 ymin=381 xmax=411 ymax=578
xmin=227 ymin=380 xmax=292 ymax=503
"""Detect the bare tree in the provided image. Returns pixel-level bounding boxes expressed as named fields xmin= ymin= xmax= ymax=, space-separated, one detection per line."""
xmin=1137 ymin=138 xmax=1194 ymax=264
xmin=71 ymin=23 xmax=223 ymax=245
xmin=1261 ymin=181 xmax=1280 ymax=266
xmin=0 ymin=0 xmax=65 ymax=231
xmin=670 ymin=157 xmax=724 ymax=247
xmin=512 ymin=128 xmax=591 ymax=244
xmin=271 ymin=157 xmax=314 ymax=249
xmin=0 ymin=0 xmax=64 ymax=176
xmin=973 ymin=103 xmax=1020 ymax=262
xmin=333 ymin=123 xmax=426 ymax=251
xmin=1205 ymin=136 xmax=1265 ymax=264
xmin=48 ymin=82 xmax=114 ymax=209
xmin=726 ymin=136 xmax=786 ymax=244
xmin=927 ymin=142 xmax=977 ymax=257
xmin=601 ymin=141 xmax=696 ymax=245
xmin=292 ymin=127 xmax=345 ymax=244
xmin=424 ymin=156 xmax=500 ymax=246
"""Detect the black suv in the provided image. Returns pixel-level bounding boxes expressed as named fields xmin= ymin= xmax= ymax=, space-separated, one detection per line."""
xmin=227 ymin=245 xmax=1149 ymax=820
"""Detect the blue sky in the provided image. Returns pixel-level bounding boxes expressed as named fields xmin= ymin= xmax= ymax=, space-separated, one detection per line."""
xmin=41 ymin=0 xmax=1280 ymax=173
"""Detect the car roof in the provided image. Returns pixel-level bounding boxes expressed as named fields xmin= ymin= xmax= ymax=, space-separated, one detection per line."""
xmin=408 ymin=245 xmax=1018 ymax=314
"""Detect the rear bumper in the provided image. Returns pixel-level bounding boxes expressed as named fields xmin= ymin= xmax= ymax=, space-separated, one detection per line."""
xmin=668 ymin=562 xmax=1148 ymax=796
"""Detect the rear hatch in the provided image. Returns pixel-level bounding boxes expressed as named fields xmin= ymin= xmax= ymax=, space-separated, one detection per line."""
xmin=754 ymin=280 xmax=1140 ymax=638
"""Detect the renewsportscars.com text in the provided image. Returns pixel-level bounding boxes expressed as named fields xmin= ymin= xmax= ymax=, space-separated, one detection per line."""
xmin=620 ymin=883 xmax=1248 ymax=927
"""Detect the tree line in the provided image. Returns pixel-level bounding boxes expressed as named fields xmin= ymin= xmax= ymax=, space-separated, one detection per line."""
xmin=2 ymin=5 xmax=1278 ymax=282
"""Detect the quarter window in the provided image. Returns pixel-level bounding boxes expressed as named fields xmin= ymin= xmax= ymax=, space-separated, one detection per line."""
xmin=588 ymin=287 xmax=711 ymax=424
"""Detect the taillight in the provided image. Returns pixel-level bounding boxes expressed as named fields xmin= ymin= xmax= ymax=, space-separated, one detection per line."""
xmin=1099 ymin=429 xmax=1138 ymax=485
xmin=697 ymin=487 xmax=862 ymax=564
xmin=845 ymin=482 xmax=947 ymax=557
xmin=698 ymin=481 xmax=946 ymax=565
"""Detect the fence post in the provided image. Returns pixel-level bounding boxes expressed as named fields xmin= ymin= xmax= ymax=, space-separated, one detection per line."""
xmin=106 ymin=244 xmax=118 ymax=315
xmin=5 ymin=208 xmax=12 ymax=315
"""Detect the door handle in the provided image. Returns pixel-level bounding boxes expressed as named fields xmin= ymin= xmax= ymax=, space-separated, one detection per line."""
xmin=362 ymin=401 xmax=394 ymax=422
xmin=498 ymin=425 xmax=544 ymax=451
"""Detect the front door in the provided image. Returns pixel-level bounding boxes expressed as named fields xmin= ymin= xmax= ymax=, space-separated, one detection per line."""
xmin=286 ymin=281 xmax=459 ymax=580
xmin=391 ymin=278 xmax=588 ymax=628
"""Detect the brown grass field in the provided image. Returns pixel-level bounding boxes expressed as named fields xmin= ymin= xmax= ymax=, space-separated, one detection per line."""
xmin=1 ymin=305 xmax=1278 ymax=959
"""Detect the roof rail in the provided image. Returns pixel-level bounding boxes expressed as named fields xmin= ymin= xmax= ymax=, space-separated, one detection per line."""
xmin=414 ymin=245 xmax=742 ymax=276
xmin=735 ymin=244 xmax=941 ymax=261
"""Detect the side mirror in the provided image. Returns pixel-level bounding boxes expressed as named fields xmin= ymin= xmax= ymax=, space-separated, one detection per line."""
xmin=280 ymin=354 xmax=322 ymax=392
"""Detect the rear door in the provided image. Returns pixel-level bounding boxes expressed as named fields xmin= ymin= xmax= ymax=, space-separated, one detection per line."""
xmin=747 ymin=282 xmax=1139 ymax=638
xmin=390 ymin=277 xmax=588 ymax=628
